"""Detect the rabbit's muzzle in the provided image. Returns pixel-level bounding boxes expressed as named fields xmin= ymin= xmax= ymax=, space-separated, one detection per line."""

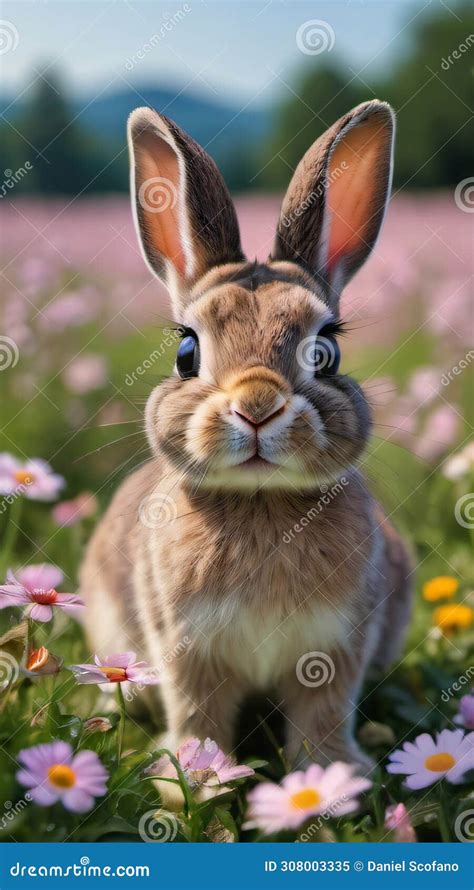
xmin=228 ymin=367 xmax=289 ymax=432
xmin=223 ymin=366 xmax=297 ymax=462
xmin=175 ymin=366 xmax=329 ymax=491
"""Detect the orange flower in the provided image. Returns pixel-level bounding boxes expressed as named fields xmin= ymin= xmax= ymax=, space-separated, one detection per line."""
xmin=422 ymin=576 xmax=459 ymax=602
xmin=433 ymin=604 xmax=473 ymax=636
xmin=23 ymin=646 xmax=62 ymax=676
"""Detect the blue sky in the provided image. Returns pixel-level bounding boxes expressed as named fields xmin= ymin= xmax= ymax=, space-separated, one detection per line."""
xmin=0 ymin=0 xmax=451 ymax=104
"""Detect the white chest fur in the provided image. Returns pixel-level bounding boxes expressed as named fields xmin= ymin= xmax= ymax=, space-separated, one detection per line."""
xmin=183 ymin=595 xmax=352 ymax=688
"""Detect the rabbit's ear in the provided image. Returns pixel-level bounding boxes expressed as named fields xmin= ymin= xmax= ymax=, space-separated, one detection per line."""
xmin=128 ymin=107 xmax=245 ymax=316
xmin=272 ymin=100 xmax=394 ymax=308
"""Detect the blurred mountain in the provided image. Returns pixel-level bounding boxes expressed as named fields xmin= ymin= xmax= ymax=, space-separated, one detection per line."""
xmin=0 ymin=83 xmax=271 ymax=193
xmin=76 ymin=85 xmax=269 ymax=148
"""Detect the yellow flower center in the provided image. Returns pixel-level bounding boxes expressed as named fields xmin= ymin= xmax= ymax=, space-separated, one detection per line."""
xmin=290 ymin=788 xmax=322 ymax=810
xmin=99 ymin=666 xmax=127 ymax=682
xmin=15 ymin=469 xmax=34 ymax=486
xmin=424 ymin=752 xmax=456 ymax=772
xmin=48 ymin=764 xmax=76 ymax=789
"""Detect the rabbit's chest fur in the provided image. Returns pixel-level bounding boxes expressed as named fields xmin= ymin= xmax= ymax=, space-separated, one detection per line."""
xmin=142 ymin=471 xmax=375 ymax=683
xmin=182 ymin=594 xmax=353 ymax=687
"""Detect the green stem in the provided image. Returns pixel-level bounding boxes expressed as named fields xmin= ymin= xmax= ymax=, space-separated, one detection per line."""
xmin=438 ymin=782 xmax=452 ymax=842
xmin=1 ymin=497 xmax=23 ymax=575
xmin=372 ymin=778 xmax=384 ymax=829
xmin=47 ymin=675 xmax=57 ymax=737
xmin=25 ymin=618 xmax=33 ymax=658
xmin=153 ymin=747 xmax=195 ymax=817
xmin=116 ymin=683 xmax=126 ymax=762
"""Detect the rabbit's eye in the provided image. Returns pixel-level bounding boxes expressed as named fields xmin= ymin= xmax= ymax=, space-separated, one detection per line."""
xmin=176 ymin=330 xmax=200 ymax=379
xmin=313 ymin=334 xmax=341 ymax=376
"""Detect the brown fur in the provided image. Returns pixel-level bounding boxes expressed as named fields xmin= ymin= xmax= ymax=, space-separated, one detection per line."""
xmin=81 ymin=100 xmax=411 ymax=770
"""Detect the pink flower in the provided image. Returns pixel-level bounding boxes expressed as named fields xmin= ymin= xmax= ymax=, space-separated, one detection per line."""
xmin=63 ymin=355 xmax=107 ymax=394
xmin=245 ymin=762 xmax=371 ymax=834
xmin=454 ymin=694 xmax=474 ymax=731
xmin=384 ymin=802 xmax=416 ymax=842
xmin=150 ymin=737 xmax=254 ymax=789
xmin=69 ymin=651 xmax=161 ymax=685
xmin=415 ymin=406 xmax=460 ymax=461
xmin=407 ymin=367 xmax=440 ymax=406
xmin=0 ymin=564 xmax=84 ymax=622
xmin=17 ymin=741 xmax=108 ymax=812
xmin=0 ymin=454 xmax=65 ymax=501
xmin=52 ymin=492 xmax=98 ymax=527
xmin=387 ymin=729 xmax=474 ymax=789
xmin=39 ymin=290 xmax=97 ymax=331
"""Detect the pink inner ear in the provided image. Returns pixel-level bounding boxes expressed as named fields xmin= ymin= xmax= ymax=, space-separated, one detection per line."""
xmin=325 ymin=118 xmax=387 ymax=274
xmin=136 ymin=132 xmax=187 ymax=279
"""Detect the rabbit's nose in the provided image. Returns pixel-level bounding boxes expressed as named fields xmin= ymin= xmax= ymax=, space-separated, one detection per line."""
xmin=230 ymin=392 xmax=287 ymax=430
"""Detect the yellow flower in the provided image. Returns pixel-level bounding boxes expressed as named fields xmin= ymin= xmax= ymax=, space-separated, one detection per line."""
xmin=433 ymin=604 xmax=473 ymax=636
xmin=423 ymin=576 xmax=459 ymax=602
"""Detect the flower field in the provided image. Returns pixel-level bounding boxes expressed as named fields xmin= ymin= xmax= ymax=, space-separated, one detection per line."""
xmin=0 ymin=193 xmax=472 ymax=844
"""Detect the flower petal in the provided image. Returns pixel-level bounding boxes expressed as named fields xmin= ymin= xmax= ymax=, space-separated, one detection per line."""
xmin=404 ymin=770 xmax=438 ymax=790
xmin=28 ymin=603 xmax=53 ymax=622
xmin=29 ymin=785 xmax=60 ymax=807
xmin=0 ymin=584 xmax=29 ymax=607
xmin=18 ymin=564 xmax=64 ymax=593
xmin=68 ymin=665 xmax=109 ymax=684
xmin=61 ymin=789 xmax=95 ymax=813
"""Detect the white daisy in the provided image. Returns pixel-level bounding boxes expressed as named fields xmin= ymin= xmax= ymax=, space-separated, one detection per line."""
xmin=387 ymin=729 xmax=474 ymax=789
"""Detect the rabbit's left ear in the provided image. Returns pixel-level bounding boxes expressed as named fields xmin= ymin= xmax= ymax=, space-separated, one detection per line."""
xmin=271 ymin=100 xmax=395 ymax=308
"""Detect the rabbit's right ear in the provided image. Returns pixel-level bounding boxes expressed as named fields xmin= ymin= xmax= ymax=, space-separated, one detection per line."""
xmin=128 ymin=107 xmax=245 ymax=317
xmin=271 ymin=100 xmax=395 ymax=309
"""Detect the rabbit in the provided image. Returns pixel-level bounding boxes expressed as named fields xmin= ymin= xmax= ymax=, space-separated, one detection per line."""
xmin=80 ymin=99 xmax=412 ymax=771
